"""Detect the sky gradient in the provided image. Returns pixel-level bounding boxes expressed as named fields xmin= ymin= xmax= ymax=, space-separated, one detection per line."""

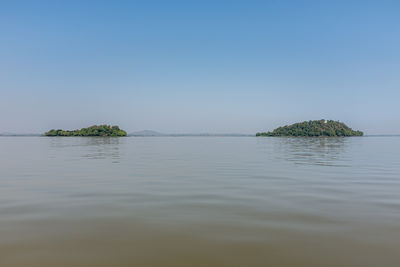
xmin=1 ymin=0 xmax=399 ymax=134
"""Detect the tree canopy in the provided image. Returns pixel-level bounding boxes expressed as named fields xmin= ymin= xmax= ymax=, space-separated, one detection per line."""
xmin=256 ymin=120 xmax=363 ymax=137
xmin=45 ymin=125 xmax=127 ymax=137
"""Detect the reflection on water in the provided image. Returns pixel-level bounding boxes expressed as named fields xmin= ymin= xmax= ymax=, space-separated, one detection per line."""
xmin=49 ymin=137 xmax=123 ymax=162
xmin=1 ymin=136 xmax=400 ymax=267
xmin=274 ymin=137 xmax=348 ymax=166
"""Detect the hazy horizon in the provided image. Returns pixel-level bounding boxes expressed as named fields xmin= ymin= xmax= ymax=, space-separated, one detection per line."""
xmin=2 ymin=1 xmax=400 ymax=135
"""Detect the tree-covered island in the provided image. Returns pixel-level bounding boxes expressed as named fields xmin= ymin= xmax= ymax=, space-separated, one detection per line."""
xmin=256 ymin=120 xmax=363 ymax=137
xmin=45 ymin=125 xmax=127 ymax=137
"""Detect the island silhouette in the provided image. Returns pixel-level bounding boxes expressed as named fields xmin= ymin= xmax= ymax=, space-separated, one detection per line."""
xmin=256 ymin=120 xmax=363 ymax=137
xmin=44 ymin=125 xmax=127 ymax=137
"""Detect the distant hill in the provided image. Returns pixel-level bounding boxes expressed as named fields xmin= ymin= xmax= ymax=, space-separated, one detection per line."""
xmin=129 ymin=130 xmax=165 ymax=136
xmin=0 ymin=132 xmax=41 ymax=136
xmin=129 ymin=130 xmax=252 ymax=137
xmin=257 ymin=120 xmax=363 ymax=137
xmin=166 ymin=133 xmax=253 ymax=137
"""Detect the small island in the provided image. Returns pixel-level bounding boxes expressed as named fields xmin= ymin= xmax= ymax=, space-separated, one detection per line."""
xmin=256 ymin=120 xmax=363 ymax=137
xmin=45 ymin=125 xmax=127 ymax=137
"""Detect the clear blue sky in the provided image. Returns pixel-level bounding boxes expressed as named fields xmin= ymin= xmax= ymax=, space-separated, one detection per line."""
xmin=1 ymin=0 xmax=399 ymax=134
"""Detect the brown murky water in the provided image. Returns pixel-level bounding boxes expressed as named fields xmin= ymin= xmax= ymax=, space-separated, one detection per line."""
xmin=1 ymin=136 xmax=400 ymax=266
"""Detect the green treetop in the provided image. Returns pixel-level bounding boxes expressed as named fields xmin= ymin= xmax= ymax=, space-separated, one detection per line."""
xmin=256 ymin=120 xmax=363 ymax=137
xmin=45 ymin=125 xmax=127 ymax=137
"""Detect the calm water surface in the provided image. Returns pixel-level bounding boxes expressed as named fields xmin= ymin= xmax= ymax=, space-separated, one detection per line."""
xmin=1 ymin=136 xmax=399 ymax=266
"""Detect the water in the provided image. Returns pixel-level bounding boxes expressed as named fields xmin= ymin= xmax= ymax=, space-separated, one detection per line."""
xmin=1 ymin=136 xmax=399 ymax=266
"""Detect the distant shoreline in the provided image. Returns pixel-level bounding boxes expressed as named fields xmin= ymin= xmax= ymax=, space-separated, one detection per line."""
xmin=2 ymin=134 xmax=400 ymax=137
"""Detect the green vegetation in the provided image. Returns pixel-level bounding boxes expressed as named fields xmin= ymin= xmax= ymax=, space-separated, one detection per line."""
xmin=45 ymin=125 xmax=127 ymax=137
xmin=256 ymin=120 xmax=363 ymax=137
